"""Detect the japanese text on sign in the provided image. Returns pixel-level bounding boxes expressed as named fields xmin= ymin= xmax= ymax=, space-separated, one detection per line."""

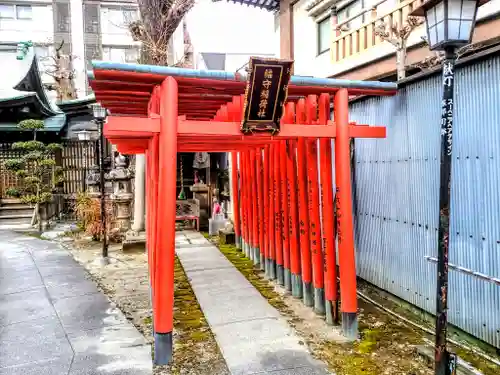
xmin=441 ymin=98 xmax=453 ymax=156
xmin=241 ymin=57 xmax=294 ymax=134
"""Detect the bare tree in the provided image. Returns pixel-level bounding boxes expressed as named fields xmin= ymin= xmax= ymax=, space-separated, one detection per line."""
xmin=374 ymin=16 xmax=422 ymax=81
xmin=42 ymin=41 xmax=77 ymax=101
xmin=129 ymin=0 xmax=196 ymax=65
xmin=408 ymin=36 xmax=484 ymax=72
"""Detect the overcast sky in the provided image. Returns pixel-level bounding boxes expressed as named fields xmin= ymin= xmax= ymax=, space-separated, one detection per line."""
xmin=186 ymin=0 xmax=277 ymax=55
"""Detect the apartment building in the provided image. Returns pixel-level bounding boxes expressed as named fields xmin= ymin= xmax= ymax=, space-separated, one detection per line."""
xmin=301 ymin=0 xmax=500 ymax=80
xmin=223 ymin=0 xmax=500 ymax=80
xmin=0 ymin=0 xmax=184 ymax=97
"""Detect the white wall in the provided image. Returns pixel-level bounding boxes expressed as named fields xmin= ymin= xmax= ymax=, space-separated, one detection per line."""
xmin=0 ymin=3 xmax=54 ymax=44
xmin=169 ymin=22 xmax=185 ymax=65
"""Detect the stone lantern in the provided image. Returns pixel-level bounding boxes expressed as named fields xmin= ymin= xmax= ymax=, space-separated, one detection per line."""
xmin=86 ymin=165 xmax=101 ymax=198
xmin=108 ymin=154 xmax=133 ymax=232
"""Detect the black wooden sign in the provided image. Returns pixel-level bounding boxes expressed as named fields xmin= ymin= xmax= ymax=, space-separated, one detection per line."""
xmin=241 ymin=57 xmax=293 ymax=135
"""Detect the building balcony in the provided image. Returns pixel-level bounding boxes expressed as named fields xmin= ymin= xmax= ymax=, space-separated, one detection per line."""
xmin=331 ymin=0 xmax=425 ymax=63
xmin=329 ymin=0 xmax=500 ymax=79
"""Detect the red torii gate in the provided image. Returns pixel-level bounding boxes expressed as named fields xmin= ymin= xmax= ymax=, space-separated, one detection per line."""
xmin=88 ymin=61 xmax=396 ymax=364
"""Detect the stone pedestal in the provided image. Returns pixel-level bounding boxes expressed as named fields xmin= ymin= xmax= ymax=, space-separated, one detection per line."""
xmin=123 ymin=230 xmax=147 ymax=252
xmin=86 ymin=166 xmax=101 ymax=198
xmin=108 ymin=155 xmax=133 ymax=240
xmin=190 ymin=183 xmax=210 ymax=229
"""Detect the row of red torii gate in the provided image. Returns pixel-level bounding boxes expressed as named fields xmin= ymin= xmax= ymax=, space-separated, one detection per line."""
xmin=88 ymin=58 xmax=397 ymax=364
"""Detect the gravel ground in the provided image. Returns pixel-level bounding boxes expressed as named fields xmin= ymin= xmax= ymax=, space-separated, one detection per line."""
xmin=63 ymin=236 xmax=229 ymax=375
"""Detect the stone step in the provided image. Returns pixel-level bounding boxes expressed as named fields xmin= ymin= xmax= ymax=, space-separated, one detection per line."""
xmin=0 ymin=222 xmax=33 ymax=231
xmin=0 ymin=198 xmax=29 ymax=209
xmin=0 ymin=206 xmax=34 ymax=217
xmin=0 ymin=214 xmax=33 ymax=224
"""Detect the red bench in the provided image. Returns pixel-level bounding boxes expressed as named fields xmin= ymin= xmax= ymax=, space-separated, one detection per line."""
xmin=175 ymin=199 xmax=200 ymax=231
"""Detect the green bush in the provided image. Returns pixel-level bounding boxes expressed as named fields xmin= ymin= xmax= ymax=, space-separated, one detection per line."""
xmin=5 ymin=188 xmax=21 ymax=198
xmin=45 ymin=143 xmax=63 ymax=153
xmin=24 ymin=176 xmax=41 ymax=185
xmin=18 ymin=119 xmax=44 ymax=131
xmin=12 ymin=141 xmax=45 ymax=151
xmin=15 ymin=170 xmax=27 ymax=178
xmin=21 ymin=192 xmax=53 ymax=205
xmin=23 ymin=151 xmax=44 ymax=162
xmin=4 ymin=159 xmax=25 ymax=171
xmin=5 ymin=119 xmax=63 ymax=230
xmin=39 ymin=159 xmax=56 ymax=167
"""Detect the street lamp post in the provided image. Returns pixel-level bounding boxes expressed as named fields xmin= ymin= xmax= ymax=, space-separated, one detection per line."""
xmin=92 ymin=103 xmax=109 ymax=263
xmin=77 ymin=131 xmax=91 ymax=192
xmin=411 ymin=1 xmax=487 ymax=374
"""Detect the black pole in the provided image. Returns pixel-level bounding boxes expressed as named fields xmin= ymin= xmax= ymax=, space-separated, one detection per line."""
xmin=435 ymin=47 xmax=457 ymax=375
xmin=98 ymin=119 xmax=108 ymax=260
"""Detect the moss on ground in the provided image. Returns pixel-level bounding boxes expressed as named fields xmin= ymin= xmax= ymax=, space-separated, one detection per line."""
xmin=455 ymin=347 xmax=500 ymax=374
xmin=211 ymin=238 xmax=293 ymax=315
xmin=204 ymin=233 xmax=500 ymax=375
xmin=203 ymin=233 xmax=430 ymax=375
xmin=24 ymin=232 xmax=47 ymax=240
xmin=158 ymin=256 xmax=228 ymax=374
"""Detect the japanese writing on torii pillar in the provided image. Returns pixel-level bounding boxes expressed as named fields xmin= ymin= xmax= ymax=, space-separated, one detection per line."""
xmin=258 ymin=69 xmax=273 ymax=118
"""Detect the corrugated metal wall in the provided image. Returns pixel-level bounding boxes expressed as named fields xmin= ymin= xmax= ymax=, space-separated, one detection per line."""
xmin=348 ymin=54 xmax=500 ymax=348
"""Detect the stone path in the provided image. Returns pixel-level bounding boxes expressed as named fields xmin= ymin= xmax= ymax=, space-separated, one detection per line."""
xmin=175 ymin=231 xmax=331 ymax=375
xmin=0 ymin=230 xmax=152 ymax=375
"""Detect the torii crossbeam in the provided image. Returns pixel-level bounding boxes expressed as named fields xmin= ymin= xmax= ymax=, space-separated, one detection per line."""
xmin=88 ymin=61 xmax=397 ymax=365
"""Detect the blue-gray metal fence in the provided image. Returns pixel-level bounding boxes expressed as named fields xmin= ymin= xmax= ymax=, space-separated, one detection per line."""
xmin=348 ymin=53 xmax=500 ymax=348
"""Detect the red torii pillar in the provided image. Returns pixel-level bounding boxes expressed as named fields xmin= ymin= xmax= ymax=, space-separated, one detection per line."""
xmin=334 ymin=88 xmax=358 ymax=339
xmin=318 ymin=93 xmax=339 ymax=326
xmin=104 ymin=82 xmax=387 ymax=360
xmin=108 ymin=78 xmax=178 ymax=364
xmin=296 ymin=98 xmax=314 ymax=307
xmin=154 ymin=77 xmax=178 ymax=363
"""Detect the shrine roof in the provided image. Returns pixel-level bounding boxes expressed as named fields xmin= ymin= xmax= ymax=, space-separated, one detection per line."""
xmin=88 ymin=61 xmax=397 ymax=120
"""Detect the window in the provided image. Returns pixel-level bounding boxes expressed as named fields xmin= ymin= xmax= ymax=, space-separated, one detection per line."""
xmin=16 ymin=5 xmax=31 ymax=19
xmin=84 ymin=4 xmax=99 ymax=33
xmin=0 ymin=4 xmax=15 ymax=19
xmin=85 ymin=44 xmax=101 ymax=68
xmin=102 ymin=7 xmax=138 ymax=34
xmin=124 ymin=48 xmax=138 ymax=63
xmin=0 ymin=4 xmax=32 ymax=20
xmin=337 ymin=0 xmax=399 ymax=31
xmin=122 ymin=9 xmax=138 ymax=24
xmin=349 ymin=1 xmax=363 ymax=28
xmin=103 ymin=47 xmax=139 ymax=63
xmin=317 ymin=17 xmax=330 ymax=55
xmin=56 ymin=3 xmax=70 ymax=32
